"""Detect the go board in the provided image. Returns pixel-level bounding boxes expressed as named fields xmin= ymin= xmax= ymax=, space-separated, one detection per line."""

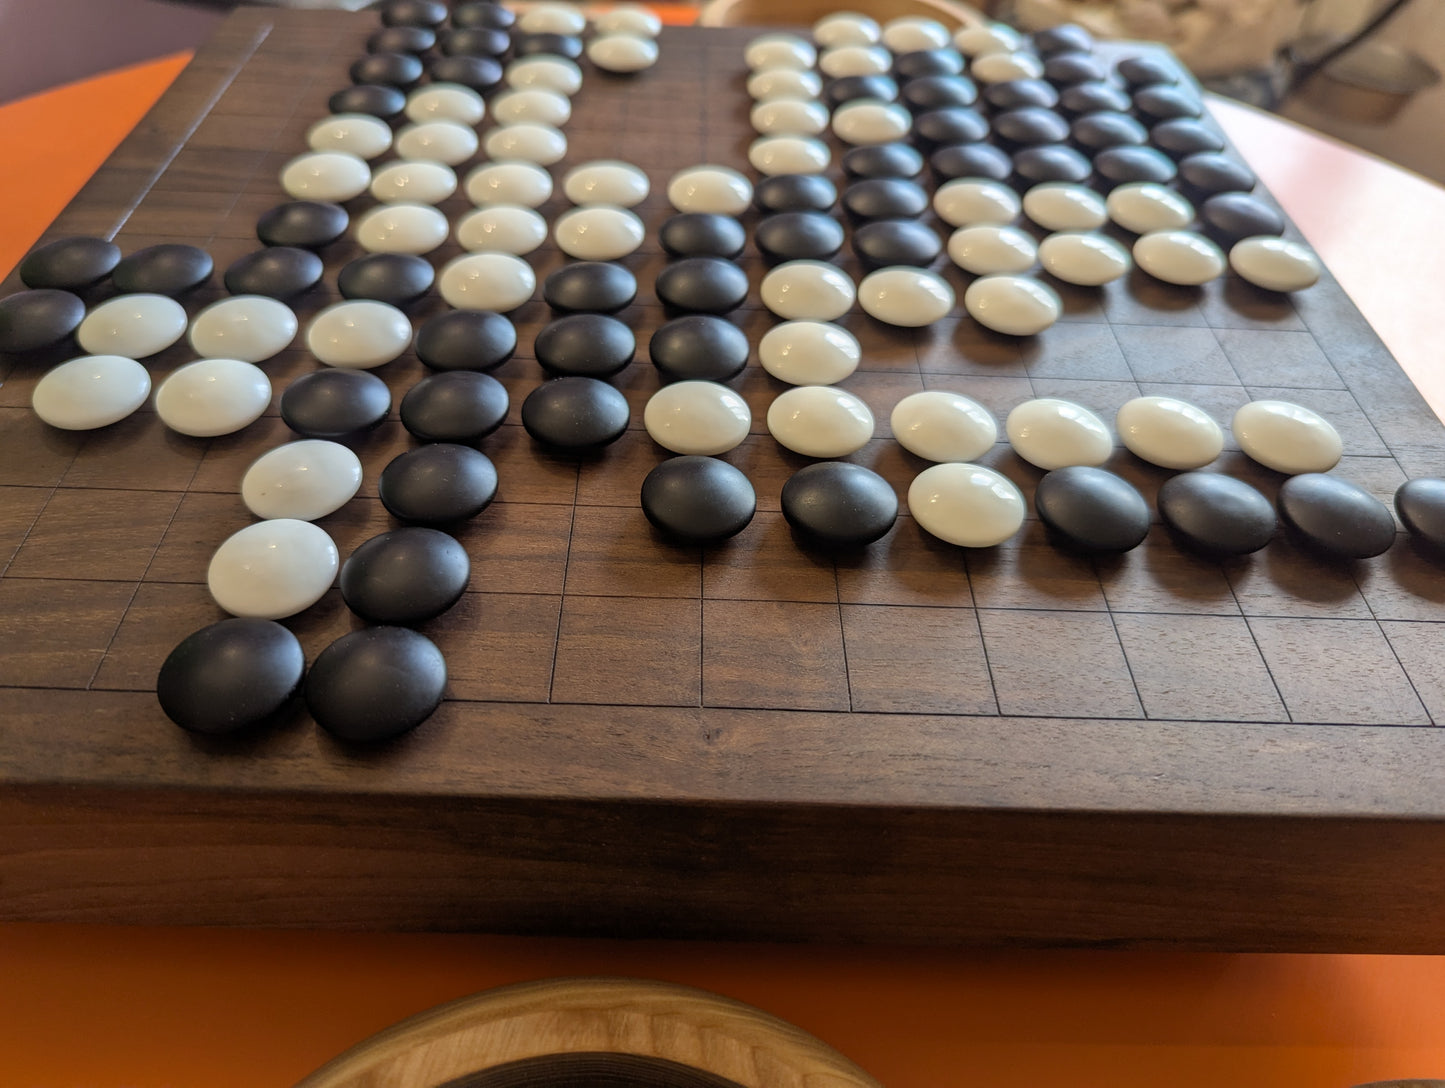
xmin=3 ymin=6 xmax=1445 ymax=951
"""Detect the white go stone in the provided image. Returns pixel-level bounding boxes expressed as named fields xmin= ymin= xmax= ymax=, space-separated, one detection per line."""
xmin=819 ymin=44 xmax=892 ymax=78
xmin=465 ymin=160 xmax=553 ymax=207
xmin=832 ymin=98 xmax=912 ymax=144
xmin=953 ymin=23 xmax=1023 ymax=56
xmin=749 ymin=134 xmax=831 ymax=175
xmin=644 ymin=381 xmax=752 ymax=456
xmin=761 ymin=260 xmax=856 ymax=321
xmin=1006 ymin=397 xmax=1112 ymax=470
xmin=553 ymin=204 xmax=645 ymax=260
xmin=154 ymin=358 xmax=271 ymax=437
xmin=482 ymin=122 xmax=567 ymax=165
xmin=747 ymin=67 xmax=823 ymax=101
xmin=891 ymin=391 xmax=997 ymax=463
xmin=1022 ymin=182 xmax=1107 ymax=231
xmin=588 ymin=34 xmax=660 ymax=73
xmin=880 ymin=16 xmax=950 ymax=52
xmin=1133 ymin=230 xmax=1226 ymax=286
xmin=562 ymin=160 xmax=650 ymax=206
xmin=813 ymin=12 xmax=881 ymax=47
xmin=1116 ymin=395 xmax=1224 ymax=470
xmin=1107 ymin=182 xmax=1195 ymax=233
xmin=355 ymin=202 xmax=450 ymax=255
xmin=305 ymin=300 xmax=412 ymax=369
xmin=456 ymin=204 xmax=548 ymax=254
xmin=595 ymin=5 xmax=661 ymax=37
xmin=404 ymin=83 xmax=485 ymax=126
xmin=207 ymin=519 xmax=338 ymax=620
xmin=188 ymin=295 xmax=297 ymax=362
xmin=970 ymin=51 xmax=1043 ymax=82
xmin=306 ymin=114 xmax=392 ymax=160
xmin=964 ymin=275 xmax=1061 ymax=336
xmin=767 ymin=385 xmax=875 ymax=457
xmin=241 ymin=440 xmax=363 ymax=522
xmin=1233 ymin=399 xmax=1343 ymax=474
xmin=933 ymin=178 xmax=1020 ymax=227
xmin=858 ymin=267 xmax=955 ymax=327
xmin=908 ymin=462 xmax=1025 ymax=547
xmin=279 ymin=151 xmax=370 ymax=202
xmin=505 ymin=55 xmax=583 ymax=95
xmin=947 ymin=224 xmax=1038 ymax=275
xmin=395 ymin=120 xmax=479 ymax=165
xmin=370 ymin=159 xmax=457 ymax=204
xmin=438 ymin=252 xmax=536 ymax=311
xmin=519 ymin=2 xmax=587 ymax=34
xmin=758 ymin=321 xmax=861 ymax=385
xmin=751 ymin=97 xmax=830 ymax=137
xmin=1038 ymin=232 xmax=1131 ymax=286
xmin=1230 ymin=236 xmax=1321 ymax=292
xmin=32 ymin=355 xmax=150 ymax=431
xmin=745 ymin=33 xmax=816 ymax=71
xmin=668 ymin=164 xmax=753 ymax=214
xmin=76 ymin=294 xmax=186 ymax=358
xmin=491 ymin=87 xmax=572 ymax=126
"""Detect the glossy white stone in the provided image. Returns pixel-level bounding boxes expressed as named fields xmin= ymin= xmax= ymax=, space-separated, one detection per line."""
xmin=483 ymin=122 xmax=567 ymax=165
xmin=595 ymin=5 xmax=662 ymax=37
xmin=588 ymin=33 xmax=660 ymax=73
xmin=241 ymin=440 xmax=363 ymax=521
xmin=1005 ymin=397 xmax=1112 ymax=470
xmin=279 ymin=151 xmax=370 ymax=202
xmin=155 ymin=358 xmax=271 ymax=437
xmin=947 ymin=225 xmax=1038 ymax=275
xmin=1022 ymin=182 xmax=1107 ymax=231
xmin=667 ymin=165 xmax=753 ymax=214
xmin=404 ymin=83 xmax=485 ymax=126
xmin=1133 ymin=230 xmax=1226 ymax=286
xmin=813 ymin=11 xmax=880 ymax=47
xmin=747 ymin=67 xmax=824 ymax=101
xmin=880 ymin=16 xmax=950 ymax=52
xmin=519 ymin=2 xmax=587 ymax=35
xmin=1038 ymin=231 xmax=1131 ymax=286
xmin=818 ymin=44 xmax=892 ymax=78
xmin=1233 ymin=399 xmax=1343 ymax=474
xmin=207 ymin=518 xmax=338 ymax=620
xmin=369 ymin=159 xmax=457 ymax=204
xmin=933 ymin=178 xmax=1020 ymax=227
xmin=465 ymin=160 xmax=554 ymax=207
xmin=858 ymin=267 xmax=955 ymax=327
xmin=491 ymin=87 xmax=572 ymax=127
xmin=553 ymin=204 xmax=646 ymax=260
xmin=306 ymin=114 xmax=392 ymax=160
xmin=32 ymin=355 xmax=150 ymax=430
xmin=1107 ymin=182 xmax=1195 ymax=234
xmin=562 ymin=160 xmax=650 ymax=206
xmin=953 ymin=23 xmax=1022 ymax=56
xmin=761 ymin=260 xmax=856 ymax=321
xmin=1230 ymin=236 xmax=1321 ymax=292
xmin=1116 ymin=395 xmax=1224 ymax=470
xmin=643 ymin=381 xmax=752 ymax=456
xmin=908 ymin=462 xmax=1025 ymax=547
xmin=745 ymin=33 xmax=816 ymax=71
xmin=891 ymin=391 xmax=997 ymax=463
xmin=188 ymin=296 xmax=297 ymax=362
xmin=505 ymin=55 xmax=584 ymax=95
xmin=748 ymin=134 xmax=831 ymax=175
xmin=767 ymin=385 xmax=874 ymax=457
xmin=964 ymin=275 xmax=1061 ymax=336
xmin=456 ymin=204 xmax=548 ymax=254
xmin=751 ymin=97 xmax=830 ymax=137
xmin=438 ymin=252 xmax=536 ymax=311
xmin=969 ymin=51 xmax=1043 ymax=82
xmin=355 ymin=202 xmax=450 ymax=255
xmin=305 ymin=300 xmax=412 ymax=369
xmin=758 ymin=321 xmax=861 ymax=385
xmin=394 ymin=121 xmax=478 ymax=166
xmin=831 ymin=99 xmax=912 ymax=145
xmin=76 ymin=294 xmax=186 ymax=358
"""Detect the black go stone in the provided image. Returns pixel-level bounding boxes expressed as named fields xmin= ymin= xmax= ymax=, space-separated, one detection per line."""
xmin=983 ymin=78 xmax=1058 ymax=111
xmin=452 ymin=1 xmax=515 ymax=30
xmin=414 ymin=310 xmax=515 ymax=371
xmin=641 ymin=455 xmax=756 ymax=543
xmin=337 ymin=253 xmax=434 ymax=306
xmin=1013 ymin=144 xmax=1092 ymax=185
xmin=427 ymin=54 xmax=503 ymax=91
xmin=280 ymin=368 xmax=391 ymax=438
xmin=157 ymin=618 xmax=305 ymax=735
xmin=339 ymin=527 xmax=470 ymax=625
xmin=658 ymin=212 xmax=747 ymax=258
xmin=20 ymin=236 xmax=120 ymax=291
xmin=754 ymin=174 xmax=838 ymax=214
xmin=367 ymin=26 xmax=435 ymax=55
xmin=781 ymin=462 xmax=899 ymax=547
xmin=224 ymin=247 xmax=324 ymax=299
xmin=1093 ymin=145 xmax=1177 ymax=186
xmin=1133 ymin=84 xmax=1203 ymax=122
xmin=1071 ymin=110 xmax=1148 ymax=151
xmin=1157 ymin=471 xmax=1276 ymax=557
xmin=843 ymin=142 xmax=924 ymax=179
xmin=754 ymin=211 xmax=845 ymax=262
xmin=1278 ymin=473 xmax=1396 ymax=559
xmin=1178 ymin=152 xmax=1258 ymax=198
xmin=853 ymin=219 xmax=942 ymax=268
xmin=1150 ymin=117 xmax=1227 ymax=158
xmin=655 ymin=257 xmax=748 ymax=313
xmin=256 ymin=201 xmax=348 ymax=248
xmin=649 ymin=315 xmax=749 ymax=383
xmin=112 ymin=243 xmax=211 ymax=296
xmin=512 ymin=31 xmax=583 ymax=59
xmin=992 ymin=106 xmax=1070 ymax=147
xmin=913 ymin=106 xmax=990 ymax=148
xmin=441 ymin=26 xmax=510 ymax=56
xmin=1057 ymin=81 xmax=1130 ymax=117
xmin=901 ymin=74 xmax=978 ymax=112
xmin=1117 ymin=52 xmax=1179 ymax=87
xmin=931 ymin=142 xmax=1013 ymax=182
xmin=894 ymin=48 xmax=965 ymax=79
xmin=521 ymin=376 xmax=630 ymax=450
xmin=350 ymin=52 xmax=423 ymax=88
xmin=379 ymin=442 xmax=499 ymax=523
xmin=842 ymin=177 xmax=929 ymax=220
xmin=534 ymin=313 xmax=636 ymax=377
xmin=824 ymin=73 xmax=898 ymax=107
xmin=1043 ymin=51 xmax=1106 ymax=85
xmin=306 ymin=626 xmax=447 ymax=744
xmin=543 ymin=261 xmax=638 ymax=312
xmin=382 ymin=0 xmax=447 ymax=28
xmin=0 ymin=289 xmax=85 ymax=353
xmin=1395 ymin=478 xmax=1445 ymax=552
xmin=329 ymin=84 xmax=406 ymax=119
xmin=1033 ymin=23 xmax=1094 ymax=55
xmin=1201 ymin=193 xmax=1285 ymax=246
xmin=1034 ymin=466 xmax=1150 ymax=553
xmin=399 ymin=370 xmax=509 ymax=442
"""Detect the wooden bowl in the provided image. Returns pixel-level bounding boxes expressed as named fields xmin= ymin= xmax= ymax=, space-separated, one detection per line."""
xmin=698 ymin=0 xmax=986 ymax=30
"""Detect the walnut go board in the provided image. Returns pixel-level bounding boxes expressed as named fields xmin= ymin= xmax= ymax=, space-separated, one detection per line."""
xmin=3 ymin=9 xmax=1445 ymax=951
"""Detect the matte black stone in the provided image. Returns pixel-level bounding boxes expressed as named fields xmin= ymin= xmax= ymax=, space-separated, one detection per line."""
xmin=852 ymin=219 xmax=942 ymax=268
xmin=280 ymin=368 xmax=392 ymax=438
xmin=754 ymin=174 xmax=838 ymax=214
xmin=1012 ymin=144 xmax=1092 ymax=184
xmin=427 ymin=54 xmax=503 ymax=90
xmin=1057 ymin=80 xmax=1130 ymax=117
xmin=894 ymin=48 xmax=965 ymax=79
xmin=378 ymin=442 xmax=499 ymax=522
xmin=366 ymin=26 xmax=436 ymax=55
xmin=0 ymin=289 xmax=85 ymax=352
xmin=1150 ymin=118 xmax=1227 ymax=158
xmin=256 ymin=201 xmax=349 ymax=248
xmin=521 ymin=376 xmax=631 ymax=449
xmin=654 ymin=257 xmax=748 ymax=313
xmin=824 ymin=74 xmax=898 ymax=107
xmin=930 ymin=142 xmax=1013 ymax=182
xmin=224 ymin=247 xmax=324 ymax=300
xmin=1034 ymin=466 xmax=1149 ymax=552
xmin=337 ymin=253 xmax=434 ymax=306
xmin=1157 ymin=471 xmax=1276 ymax=556
xmin=441 ymin=26 xmax=509 ymax=56
xmin=1043 ymin=51 xmax=1106 ymax=85
xmin=1033 ymin=23 xmax=1093 ymax=54
xmin=350 ymin=51 xmax=423 ymax=88
xmin=512 ymin=31 xmax=583 ymax=59
xmin=1395 ymin=478 xmax=1445 ymax=551
xmin=340 ymin=527 xmax=470 ymax=625
xmin=754 ymin=211 xmax=845 ymax=262
xmin=1278 ymin=473 xmax=1396 ymax=559
xmin=1200 ymin=192 xmax=1285 ymax=246
xmin=414 ymin=310 xmax=516 ymax=371
xmin=111 ymin=243 xmax=211 ymax=296
xmin=842 ymin=142 xmax=924 ymax=179
xmin=157 ymin=618 xmax=305 ymax=735
xmin=1178 ymin=152 xmax=1258 ymax=198
xmin=381 ymin=0 xmax=447 ymax=27
xmin=900 ymin=74 xmax=977 ymax=111
xmin=1071 ymin=110 xmax=1147 ymax=150
xmin=535 ymin=313 xmax=636 ymax=377
xmin=1117 ymin=53 xmax=1179 ymax=87
xmin=781 ymin=462 xmax=899 ymax=546
xmin=399 ymin=370 xmax=509 ymax=442
xmin=842 ymin=177 xmax=929 ymax=220
xmin=20 ymin=236 xmax=120 ymax=291
xmin=640 ymin=455 xmax=756 ymax=542
xmin=1133 ymin=84 xmax=1203 ymax=122
xmin=991 ymin=106 xmax=1070 ymax=146
xmin=913 ymin=106 xmax=989 ymax=147
xmin=328 ymin=83 xmax=406 ymax=119
xmin=452 ymin=1 xmax=515 ymax=30
xmin=306 ymin=626 xmax=446 ymax=743
xmin=657 ymin=213 xmax=747 ymax=258
xmin=648 ymin=315 xmax=749 ymax=382
xmin=983 ymin=78 xmax=1058 ymax=111
xmin=543 ymin=261 xmax=638 ymax=312
xmin=1093 ymin=145 xmax=1177 ymax=186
